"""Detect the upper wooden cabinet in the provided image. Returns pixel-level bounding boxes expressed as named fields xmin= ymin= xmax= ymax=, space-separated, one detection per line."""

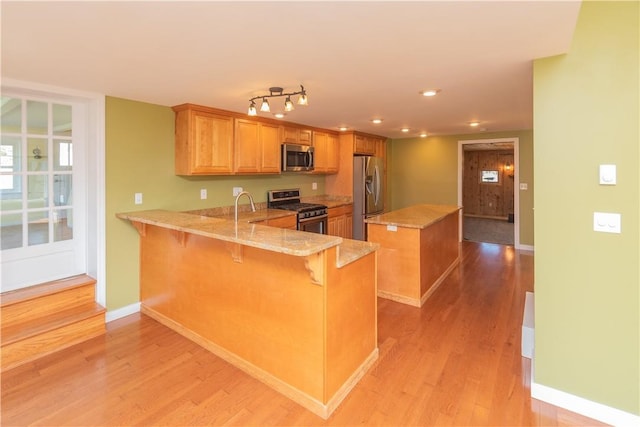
xmin=174 ymin=105 xmax=234 ymax=175
xmin=283 ymin=126 xmax=312 ymax=146
xmin=313 ymin=131 xmax=339 ymax=174
xmin=234 ymin=119 xmax=281 ymax=174
xmin=354 ymin=134 xmax=386 ymax=156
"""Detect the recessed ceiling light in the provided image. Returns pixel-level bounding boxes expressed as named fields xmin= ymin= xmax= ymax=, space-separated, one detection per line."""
xmin=274 ymin=113 xmax=285 ymax=119
xmin=420 ymin=89 xmax=441 ymax=97
xmin=371 ymin=118 xmax=383 ymax=124
xmin=420 ymin=133 xmax=428 ymax=138
xmin=469 ymin=121 xmax=480 ymax=127
xmin=401 ymin=128 xmax=410 ymax=133
xmin=339 ymin=126 xmax=348 ymax=131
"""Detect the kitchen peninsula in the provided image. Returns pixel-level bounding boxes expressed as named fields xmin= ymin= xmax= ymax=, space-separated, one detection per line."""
xmin=117 ymin=210 xmax=379 ymax=419
xmin=366 ymin=204 xmax=461 ymax=307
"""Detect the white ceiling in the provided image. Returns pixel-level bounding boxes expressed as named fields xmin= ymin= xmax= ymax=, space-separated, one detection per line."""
xmin=1 ymin=1 xmax=581 ymax=139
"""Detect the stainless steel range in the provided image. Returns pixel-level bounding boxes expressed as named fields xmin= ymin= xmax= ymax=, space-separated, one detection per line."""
xmin=267 ymin=189 xmax=328 ymax=234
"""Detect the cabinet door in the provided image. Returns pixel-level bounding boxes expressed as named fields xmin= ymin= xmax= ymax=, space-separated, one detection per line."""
xmin=313 ymin=131 xmax=328 ymax=173
xmin=299 ymin=129 xmax=312 ymax=146
xmin=354 ymin=134 xmax=375 ymax=155
xmin=259 ymin=122 xmax=281 ymax=173
xmin=234 ymin=119 xmax=260 ymax=173
xmin=327 ymin=216 xmax=338 ymax=236
xmin=283 ymin=126 xmax=312 ymax=146
xmin=326 ymin=134 xmax=339 ymax=173
xmin=184 ymin=110 xmax=233 ymax=174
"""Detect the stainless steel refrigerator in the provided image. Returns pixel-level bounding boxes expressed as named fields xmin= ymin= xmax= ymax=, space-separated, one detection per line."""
xmin=353 ymin=155 xmax=385 ymax=240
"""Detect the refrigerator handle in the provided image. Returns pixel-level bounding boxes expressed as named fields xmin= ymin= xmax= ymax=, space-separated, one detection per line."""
xmin=374 ymin=165 xmax=380 ymax=206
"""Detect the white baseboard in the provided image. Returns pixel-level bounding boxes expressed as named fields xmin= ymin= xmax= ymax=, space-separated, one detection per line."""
xmin=106 ymin=302 xmax=141 ymax=323
xmin=517 ymin=244 xmax=534 ymax=252
xmin=531 ymin=380 xmax=640 ymax=427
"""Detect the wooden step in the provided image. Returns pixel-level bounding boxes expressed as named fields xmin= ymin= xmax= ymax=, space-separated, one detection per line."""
xmin=0 ymin=275 xmax=106 ymax=372
xmin=1 ymin=274 xmax=97 ymax=328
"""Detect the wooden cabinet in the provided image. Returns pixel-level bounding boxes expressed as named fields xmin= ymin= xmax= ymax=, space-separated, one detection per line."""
xmin=174 ymin=105 xmax=234 ymax=175
xmin=313 ymin=131 xmax=339 ymax=174
xmin=283 ymin=126 xmax=312 ymax=146
xmin=354 ymin=134 xmax=386 ymax=156
xmin=328 ymin=204 xmax=353 ymax=239
xmin=254 ymin=215 xmax=297 ymax=230
xmin=234 ymin=119 xmax=281 ymax=174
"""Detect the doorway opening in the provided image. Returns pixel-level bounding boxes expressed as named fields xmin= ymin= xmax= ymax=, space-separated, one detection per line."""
xmin=457 ymin=138 xmax=519 ymax=247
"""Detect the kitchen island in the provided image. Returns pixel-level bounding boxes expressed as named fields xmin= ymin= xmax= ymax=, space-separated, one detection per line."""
xmin=365 ymin=204 xmax=461 ymax=307
xmin=117 ymin=210 xmax=379 ymax=419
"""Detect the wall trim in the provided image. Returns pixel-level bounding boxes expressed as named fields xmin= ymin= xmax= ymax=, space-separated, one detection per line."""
xmin=531 ymin=380 xmax=640 ymax=427
xmin=106 ymin=302 xmax=141 ymax=323
xmin=517 ymin=244 xmax=535 ymax=252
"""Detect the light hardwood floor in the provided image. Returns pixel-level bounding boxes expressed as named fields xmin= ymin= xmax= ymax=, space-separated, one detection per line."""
xmin=0 ymin=242 xmax=607 ymax=426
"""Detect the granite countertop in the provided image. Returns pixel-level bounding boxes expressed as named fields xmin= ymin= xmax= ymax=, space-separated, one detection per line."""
xmin=186 ymin=206 xmax=296 ymax=223
xmin=365 ymin=204 xmax=461 ymax=229
xmin=117 ymin=209 xmax=377 ymax=266
xmin=302 ymin=195 xmax=352 ymax=209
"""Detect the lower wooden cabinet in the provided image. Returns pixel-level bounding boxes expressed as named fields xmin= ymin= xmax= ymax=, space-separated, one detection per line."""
xmin=253 ymin=215 xmax=297 ymax=230
xmin=328 ymin=204 xmax=353 ymax=239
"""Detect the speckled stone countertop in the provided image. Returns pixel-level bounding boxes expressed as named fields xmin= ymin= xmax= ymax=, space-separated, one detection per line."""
xmin=365 ymin=204 xmax=461 ymax=229
xmin=186 ymin=206 xmax=296 ymax=223
xmin=117 ymin=209 xmax=377 ymax=267
xmin=302 ymin=195 xmax=352 ymax=209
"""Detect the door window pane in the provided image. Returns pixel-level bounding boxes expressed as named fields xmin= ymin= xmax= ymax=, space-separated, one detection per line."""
xmin=28 ymin=175 xmax=48 ymax=206
xmin=53 ymin=208 xmax=72 ymax=242
xmin=28 ymin=138 xmax=48 ymax=171
xmin=54 ymin=140 xmax=73 ymax=171
xmin=1 ymin=213 xmax=23 ymax=250
xmin=1 ymin=97 xmax=22 ymax=133
xmin=28 ymin=210 xmax=49 ymax=246
xmin=53 ymin=104 xmax=72 ymax=137
xmin=27 ymin=101 xmax=48 ymax=135
xmin=1 ymin=136 xmax=22 ymax=192
xmin=53 ymin=174 xmax=72 ymax=206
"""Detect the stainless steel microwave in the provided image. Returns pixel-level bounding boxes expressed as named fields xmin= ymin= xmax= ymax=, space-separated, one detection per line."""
xmin=281 ymin=144 xmax=314 ymax=172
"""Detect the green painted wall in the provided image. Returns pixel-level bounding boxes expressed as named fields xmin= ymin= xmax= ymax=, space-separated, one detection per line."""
xmin=105 ymin=97 xmax=325 ymax=310
xmin=389 ymin=129 xmax=534 ymax=246
xmin=533 ymin=1 xmax=639 ymax=415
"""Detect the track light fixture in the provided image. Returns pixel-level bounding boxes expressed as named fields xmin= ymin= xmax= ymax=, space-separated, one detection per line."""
xmin=248 ymin=85 xmax=308 ymax=116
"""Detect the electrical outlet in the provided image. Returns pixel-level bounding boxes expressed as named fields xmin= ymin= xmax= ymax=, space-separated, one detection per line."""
xmin=200 ymin=189 xmax=207 ymax=200
xmin=233 ymin=187 xmax=243 ymax=196
xmin=312 ymin=182 xmax=318 ymax=190
xmin=134 ymin=193 xmax=143 ymax=205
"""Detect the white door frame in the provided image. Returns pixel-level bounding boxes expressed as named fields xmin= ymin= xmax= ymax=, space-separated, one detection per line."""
xmin=457 ymin=137 xmax=521 ymax=248
xmin=2 ymin=78 xmax=106 ymax=306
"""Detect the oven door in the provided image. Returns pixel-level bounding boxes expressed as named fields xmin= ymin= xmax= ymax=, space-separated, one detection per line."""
xmin=298 ymin=214 xmax=328 ymax=234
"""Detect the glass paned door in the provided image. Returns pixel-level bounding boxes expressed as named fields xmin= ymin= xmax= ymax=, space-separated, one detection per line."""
xmin=1 ymin=94 xmax=85 ymax=291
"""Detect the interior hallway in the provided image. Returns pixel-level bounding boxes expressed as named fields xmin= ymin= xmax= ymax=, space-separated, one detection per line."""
xmin=0 ymin=242 xmax=604 ymax=426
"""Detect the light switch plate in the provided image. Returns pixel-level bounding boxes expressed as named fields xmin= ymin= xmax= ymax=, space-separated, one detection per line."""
xmin=232 ymin=187 xmax=243 ymax=196
xmin=593 ymin=212 xmax=621 ymax=233
xmin=520 ymin=183 xmax=528 ymax=190
xmin=599 ymin=164 xmax=616 ymax=185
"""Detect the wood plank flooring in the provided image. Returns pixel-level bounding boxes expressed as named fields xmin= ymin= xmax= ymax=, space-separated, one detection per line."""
xmin=0 ymin=242 xmax=607 ymax=426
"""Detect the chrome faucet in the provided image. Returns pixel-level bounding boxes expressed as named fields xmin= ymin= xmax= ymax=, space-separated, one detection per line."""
xmin=234 ymin=191 xmax=256 ymax=222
